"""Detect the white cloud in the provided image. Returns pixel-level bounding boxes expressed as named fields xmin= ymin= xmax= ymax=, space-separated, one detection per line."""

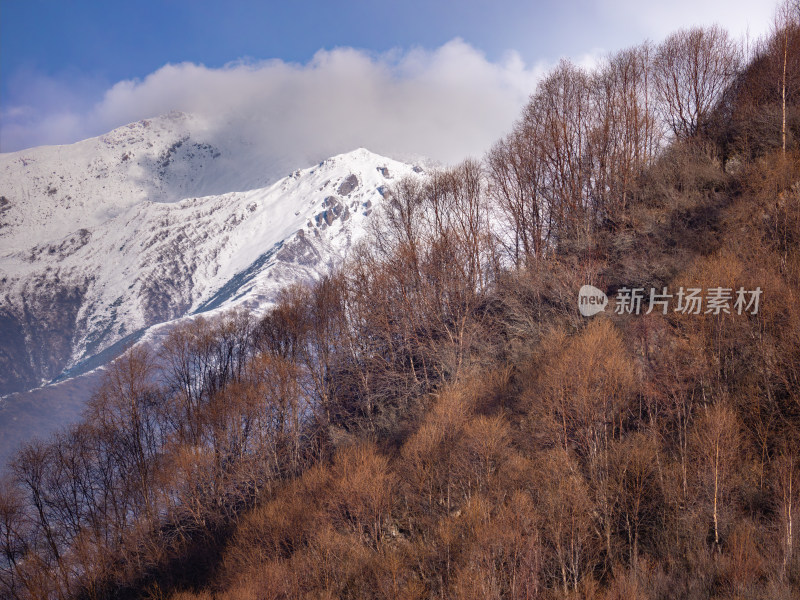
xmin=600 ymin=0 xmax=775 ymax=45
xmin=0 ymin=40 xmax=548 ymax=169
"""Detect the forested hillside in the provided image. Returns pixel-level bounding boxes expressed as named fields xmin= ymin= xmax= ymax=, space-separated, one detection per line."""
xmin=2 ymin=13 xmax=800 ymax=600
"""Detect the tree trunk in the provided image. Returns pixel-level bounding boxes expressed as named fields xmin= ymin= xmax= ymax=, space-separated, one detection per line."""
xmin=713 ymin=441 xmax=720 ymax=549
xmin=785 ymin=466 xmax=794 ymax=576
xmin=782 ymin=26 xmax=788 ymax=158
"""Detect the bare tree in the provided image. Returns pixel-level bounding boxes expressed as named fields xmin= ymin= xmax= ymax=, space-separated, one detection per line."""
xmin=0 ymin=480 xmax=27 ymax=599
xmin=589 ymin=43 xmax=662 ymax=222
xmin=772 ymin=0 xmax=800 ymax=158
xmin=774 ymin=449 xmax=800 ymax=578
xmin=653 ymin=26 xmax=742 ymax=139
xmin=487 ymin=115 xmax=550 ymax=266
xmin=691 ymin=401 xmax=742 ymax=550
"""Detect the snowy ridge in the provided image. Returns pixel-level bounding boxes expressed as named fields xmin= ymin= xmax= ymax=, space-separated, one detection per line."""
xmin=0 ymin=115 xmax=426 ymax=396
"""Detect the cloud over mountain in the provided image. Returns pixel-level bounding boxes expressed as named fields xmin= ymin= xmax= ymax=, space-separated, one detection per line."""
xmin=2 ymin=40 xmax=546 ymax=168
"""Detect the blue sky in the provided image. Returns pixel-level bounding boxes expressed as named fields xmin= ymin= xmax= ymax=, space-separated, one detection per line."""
xmin=2 ymin=1 xmax=612 ymax=87
xmin=0 ymin=0 xmax=776 ymax=160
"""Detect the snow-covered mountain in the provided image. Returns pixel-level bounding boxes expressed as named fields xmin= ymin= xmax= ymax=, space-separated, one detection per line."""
xmin=0 ymin=113 xmax=427 ymax=397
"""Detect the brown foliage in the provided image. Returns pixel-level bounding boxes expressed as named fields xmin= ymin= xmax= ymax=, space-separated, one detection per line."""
xmin=5 ymin=17 xmax=800 ymax=600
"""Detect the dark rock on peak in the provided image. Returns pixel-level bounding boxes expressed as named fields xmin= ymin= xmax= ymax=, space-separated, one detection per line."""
xmin=337 ymin=174 xmax=359 ymax=196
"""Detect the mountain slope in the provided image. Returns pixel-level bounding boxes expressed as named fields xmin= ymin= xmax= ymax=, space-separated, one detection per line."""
xmin=0 ymin=115 xmax=425 ymax=395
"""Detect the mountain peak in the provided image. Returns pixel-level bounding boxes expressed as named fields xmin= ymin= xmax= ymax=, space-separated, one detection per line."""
xmin=0 ymin=124 xmax=427 ymax=399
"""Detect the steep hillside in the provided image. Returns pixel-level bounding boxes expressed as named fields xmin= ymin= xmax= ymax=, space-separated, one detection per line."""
xmin=1 ymin=19 xmax=799 ymax=600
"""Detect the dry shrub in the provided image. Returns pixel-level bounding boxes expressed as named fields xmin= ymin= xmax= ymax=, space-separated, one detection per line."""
xmin=295 ymin=524 xmax=373 ymax=598
xmin=717 ymin=520 xmax=766 ymax=595
xmin=470 ymin=363 xmax=515 ymax=414
xmin=168 ymin=591 xmax=213 ymax=600
xmin=221 ymin=559 xmax=294 ymax=600
xmin=524 ymin=318 xmax=636 ymax=456
xmin=400 ymin=364 xmax=524 ymax=521
xmin=599 ymin=568 xmax=651 ymax=600
xmin=671 ymin=249 xmax=792 ymax=385
xmin=534 ymin=448 xmax=596 ymax=594
xmin=737 ymin=148 xmax=800 ymax=204
xmin=766 ymin=179 xmax=800 ymax=285
xmin=675 ymin=248 xmax=745 ymax=290
xmin=672 ymin=238 xmax=800 ymax=454
xmin=367 ymin=546 xmax=426 ymax=600
xmin=640 ymin=139 xmax=728 ymax=209
xmin=401 ymin=384 xmax=473 ymax=496
xmin=219 ymin=443 xmax=405 ymax=598
xmin=220 ymin=463 xmax=331 ymax=584
xmin=669 ymin=250 xmax=747 ymax=369
xmin=498 ymin=254 xmax=605 ymax=364
xmin=400 ymin=369 xmax=503 ymax=508
xmin=609 ymin=431 xmax=664 ymax=569
xmin=435 ymin=495 xmax=492 ymax=591
xmin=452 ymin=567 xmax=502 ymax=600
xmin=451 ymin=490 xmax=545 ymax=600
xmin=326 ymin=442 xmax=395 ymax=545
xmin=459 ymin=415 xmax=512 ymax=497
